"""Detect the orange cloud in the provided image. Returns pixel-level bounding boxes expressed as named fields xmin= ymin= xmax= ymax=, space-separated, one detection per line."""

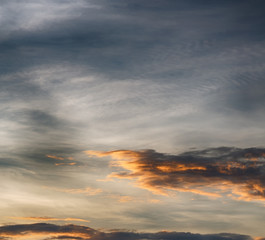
xmin=118 ymin=196 xmax=133 ymax=203
xmin=85 ymin=148 xmax=265 ymax=202
xmin=106 ymin=193 xmax=161 ymax=204
xmin=85 ymin=150 xmax=142 ymax=160
xmin=148 ymin=199 xmax=162 ymax=204
xmin=46 ymin=155 xmax=76 ymax=166
xmin=46 ymin=155 xmax=64 ymax=160
xmin=44 ymin=186 xmax=102 ymax=196
xmin=63 ymin=187 xmax=102 ymax=195
xmin=55 ymin=162 xmax=76 ymax=166
xmin=10 ymin=216 xmax=90 ymax=223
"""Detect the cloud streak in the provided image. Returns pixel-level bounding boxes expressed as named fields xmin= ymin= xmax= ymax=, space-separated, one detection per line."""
xmin=43 ymin=186 xmax=102 ymax=196
xmin=46 ymin=155 xmax=64 ymax=161
xmin=86 ymin=147 xmax=265 ymax=201
xmin=10 ymin=217 xmax=90 ymax=223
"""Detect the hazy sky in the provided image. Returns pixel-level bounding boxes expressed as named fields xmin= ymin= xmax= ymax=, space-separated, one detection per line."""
xmin=1 ymin=1 xmax=265 ymax=239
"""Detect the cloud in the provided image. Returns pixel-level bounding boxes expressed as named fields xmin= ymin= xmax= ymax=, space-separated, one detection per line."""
xmin=46 ymin=154 xmax=77 ymax=166
xmin=2 ymin=0 xmax=265 ymax=156
xmin=0 ymin=0 xmax=99 ymax=35
xmin=109 ymin=195 xmax=134 ymax=203
xmin=44 ymin=186 xmax=102 ymax=196
xmin=54 ymin=162 xmax=76 ymax=166
xmin=47 ymin=236 xmax=84 ymax=240
xmin=0 ymin=223 xmax=255 ymax=240
xmin=10 ymin=217 xmax=90 ymax=223
xmin=0 ymin=223 xmax=96 ymax=240
xmin=46 ymin=155 xmax=64 ymax=161
xmin=85 ymin=147 xmax=265 ymax=201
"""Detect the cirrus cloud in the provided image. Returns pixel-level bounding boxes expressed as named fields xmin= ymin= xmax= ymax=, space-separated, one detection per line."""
xmin=9 ymin=217 xmax=90 ymax=223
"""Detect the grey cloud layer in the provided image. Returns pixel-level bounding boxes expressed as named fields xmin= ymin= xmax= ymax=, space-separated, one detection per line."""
xmin=2 ymin=0 xmax=265 ymax=80
xmin=1 ymin=0 xmax=265 ymax=153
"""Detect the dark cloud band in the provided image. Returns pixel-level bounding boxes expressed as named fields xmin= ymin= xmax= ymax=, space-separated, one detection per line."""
xmin=0 ymin=223 xmax=254 ymax=240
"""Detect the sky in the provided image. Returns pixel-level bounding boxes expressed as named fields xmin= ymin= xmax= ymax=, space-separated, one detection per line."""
xmin=1 ymin=0 xmax=265 ymax=239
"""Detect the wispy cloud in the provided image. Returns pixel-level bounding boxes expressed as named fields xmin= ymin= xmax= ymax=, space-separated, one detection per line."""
xmin=54 ymin=162 xmax=76 ymax=166
xmin=10 ymin=216 xmax=90 ymax=223
xmin=44 ymin=186 xmax=102 ymax=196
xmin=46 ymin=154 xmax=77 ymax=166
xmin=86 ymin=147 xmax=265 ymax=201
xmin=46 ymin=155 xmax=64 ymax=161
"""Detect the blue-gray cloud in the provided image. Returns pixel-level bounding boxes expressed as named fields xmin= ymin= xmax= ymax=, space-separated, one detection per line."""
xmin=1 ymin=0 xmax=265 ymax=141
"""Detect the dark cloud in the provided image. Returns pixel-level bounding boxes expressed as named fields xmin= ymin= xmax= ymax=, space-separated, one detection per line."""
xmin=1 ymin=0 xmax=265 ymax=125
xmin=0 ymin=223 xmax=95 ymax=239
xmin=0 ymin=223 xmax=254 ymax=240
xmin=24 ymin=110 xmax=65 ymax=131
xmin=1 ymin=0 xmax=265 ymax=79
xmin=0 ymin=0 xmax=264 ymax=136
xmin=47 ymin=236 xmax=84 ymax=240
xmin=86 ymin=147 xmax=265 ymax=201
xmin=218 ymin=80 xmax=265 ymax=113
